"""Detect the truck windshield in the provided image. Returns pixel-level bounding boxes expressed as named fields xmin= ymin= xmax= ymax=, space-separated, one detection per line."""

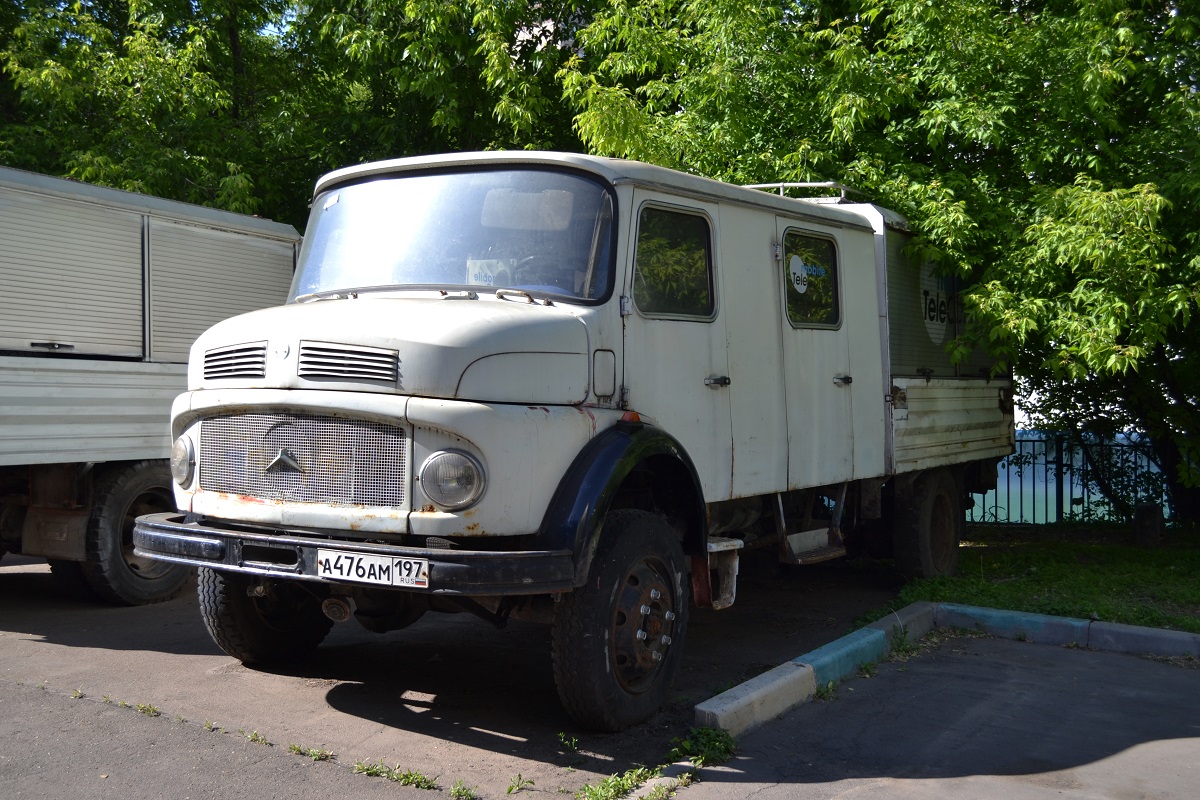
xmin=290 ymin=168 xmax=616 ymax=304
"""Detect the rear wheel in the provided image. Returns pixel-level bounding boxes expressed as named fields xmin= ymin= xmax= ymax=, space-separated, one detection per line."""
xmin=82 ymin=460 xmax=190 ymax=604
xmin=551 ymin=509 xmax=690 ymax=731
xmin=893 ymin=468 xmax=963 ymax=578
xmin=198 ymin=569 xmax=332 ymax=665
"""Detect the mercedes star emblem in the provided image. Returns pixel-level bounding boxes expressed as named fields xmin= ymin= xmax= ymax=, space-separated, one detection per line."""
xmin=265 ymin=448 xmax=303 ymax=474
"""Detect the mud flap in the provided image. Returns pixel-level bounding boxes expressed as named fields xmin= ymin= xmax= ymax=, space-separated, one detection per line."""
xmin=691 ymin=536 xmax=742 ymax=610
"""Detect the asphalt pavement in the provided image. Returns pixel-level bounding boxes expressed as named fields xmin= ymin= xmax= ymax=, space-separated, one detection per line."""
xmin=682 ymin=634 xmax=1200 ymax=800
xmin=3 ymin=552 xmax=1198 ymax=800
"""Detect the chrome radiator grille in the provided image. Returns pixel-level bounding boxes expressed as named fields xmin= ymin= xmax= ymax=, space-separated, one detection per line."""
xmin=199 ymin=413 xmax=407 ymax=507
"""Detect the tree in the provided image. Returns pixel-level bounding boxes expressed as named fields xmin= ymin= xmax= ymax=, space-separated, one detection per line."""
xmin=2 ymin=1 xmax=597 ymax=227
xmin=560 ymin=0 xmax=1200 ymax=522
xmin=1 ymin=0 xmax=318 ymax=222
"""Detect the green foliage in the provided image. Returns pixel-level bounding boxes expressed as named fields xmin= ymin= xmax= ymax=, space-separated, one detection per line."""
xmin=574 ymin=767 xmax=657 ymax=800
xmin=506 ymin=773 xmax=535 ymax=794
xmin=288 ymin=743 xmax=335 ymax=761
xmin=4 ymin=0 xmax=1199 ymax=516
xmin=814 ymin=680 xmax=837 ymax=701
xmin=665 ymin=727 xmax=736 ymax=767
xmin=561 ymin=0 xmax=1200 ymax=519
xmin=353 ymin=759 xmax=438 ymax=788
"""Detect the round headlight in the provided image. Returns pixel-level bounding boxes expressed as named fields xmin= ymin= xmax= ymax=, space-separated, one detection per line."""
xmin=419 ymin=450 xmax=485 ymax=511
xmin=170 ymin=436 xmax=195 ymax=486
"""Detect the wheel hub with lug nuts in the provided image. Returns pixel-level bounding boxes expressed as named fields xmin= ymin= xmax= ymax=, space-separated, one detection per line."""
xmin=611 ymin=560 xmax=676 ymax=693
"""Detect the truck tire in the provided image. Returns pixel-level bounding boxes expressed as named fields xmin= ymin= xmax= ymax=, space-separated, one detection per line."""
xmin=81 ymin=460 xmax=190 ymax=605
xmin=894 ymin=468 xmax=963 ymax=578
xmin=551 ymin=509 xmax=690 ymax=732
xmin=198 ymin=568 xmax=332 ymax=665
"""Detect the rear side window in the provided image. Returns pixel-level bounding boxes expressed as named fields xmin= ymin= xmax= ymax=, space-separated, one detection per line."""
xmin=632 ymin=206 xmax=714 ymax=318
xmin=782 ymin=231 xmax=839 ymax=327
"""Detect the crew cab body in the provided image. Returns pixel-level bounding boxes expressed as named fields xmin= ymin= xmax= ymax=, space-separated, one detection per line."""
xmin=134 ymin=152 xmax=1013 ymax=729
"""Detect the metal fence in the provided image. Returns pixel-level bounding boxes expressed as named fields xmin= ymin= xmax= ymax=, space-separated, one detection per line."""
xmin=968 ymin=431 xmax=1171 ymax=525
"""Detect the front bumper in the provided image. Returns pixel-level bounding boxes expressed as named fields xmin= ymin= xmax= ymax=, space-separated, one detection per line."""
xmin=133 ymin=512 xmax=576 ymax=596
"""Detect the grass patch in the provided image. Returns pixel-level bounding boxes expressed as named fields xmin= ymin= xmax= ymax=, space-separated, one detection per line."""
xmin=814 ymin=680 xmax=837 ymax=701
xmin=665 ymin=727 xmax=736 ymax=767
xmin=354 ymin=760 xmax=438 ymax=789
xmin=574 ymin=767 xmax=657 ymax=800
xmin=288 ymin=743 xmax=335 ymax=761
xmin=572 ymin=728 xmax=734 ymax=800
xmin=867 ymin=525 xmax=1200 ymax=634
xmin=506 ymin=773 xmax=535 ymax=794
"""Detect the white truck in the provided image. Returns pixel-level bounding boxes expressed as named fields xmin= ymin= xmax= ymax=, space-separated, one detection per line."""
xmin=0 ymin=166 xmax=300 ymax=604
xmin=132 ymin=152 xmax=1013 ymax=728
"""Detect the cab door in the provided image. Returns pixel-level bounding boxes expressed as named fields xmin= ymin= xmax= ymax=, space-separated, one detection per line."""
xmin=621 ymin=193 xmax=733 ymax=501
xmin=777 ymin=220 xmax=855 ymax=488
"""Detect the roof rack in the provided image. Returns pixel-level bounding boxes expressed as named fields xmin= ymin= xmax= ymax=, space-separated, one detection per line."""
xmin=742 ymin=181 xmax=867 ymax=203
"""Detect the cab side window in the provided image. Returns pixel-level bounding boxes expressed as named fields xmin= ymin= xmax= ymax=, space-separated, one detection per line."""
xmin=632 ymin=207 xmax=714 ymax=318
xmin=782 ymin=231 xmax=839 ymax=327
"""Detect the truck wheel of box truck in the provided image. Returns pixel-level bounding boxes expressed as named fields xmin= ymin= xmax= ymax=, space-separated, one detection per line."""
xmin=551 ymin=509 xmax=690 ymax=732
xmin=198 ymin=568 xmax=333 ymax=665
xmin=80 ymin=460 xmax=191 ymax=605
xmin=893 ymin=468 xmax=964 ymax=578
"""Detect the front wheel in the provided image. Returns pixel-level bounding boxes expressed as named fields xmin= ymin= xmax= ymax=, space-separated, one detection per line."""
xmin=551 ymin=509 xmax=690 ymax=732
xmin=198 ymin=569 xmax=332 ymax=665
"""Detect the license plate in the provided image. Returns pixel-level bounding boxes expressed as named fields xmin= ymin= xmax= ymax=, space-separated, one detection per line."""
xmin=315 ymin=549 xmax=429 ymax=589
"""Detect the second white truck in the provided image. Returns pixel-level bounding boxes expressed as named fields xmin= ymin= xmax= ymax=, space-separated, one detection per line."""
xmin=0 ymin=166 xmax=299 ymax=604
xmin=133 ymin=152 xmax=1013 ymax=727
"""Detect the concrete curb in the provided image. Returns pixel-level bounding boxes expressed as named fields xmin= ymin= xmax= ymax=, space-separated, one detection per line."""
xmin=693 ymin=601 xmax=1200 ymax=737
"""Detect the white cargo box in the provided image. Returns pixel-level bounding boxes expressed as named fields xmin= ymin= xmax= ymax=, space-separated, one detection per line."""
xmin=0 ymin=166 xmax=299 ymax=361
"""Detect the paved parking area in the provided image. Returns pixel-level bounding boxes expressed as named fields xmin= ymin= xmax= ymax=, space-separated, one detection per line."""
xmin=0 ymin=551 xmax=893 ymax=798
xmin=4 ymin=550 xmax=1196 ymax=800
xmin=685 ymin=634 xmax=1200 ymax=800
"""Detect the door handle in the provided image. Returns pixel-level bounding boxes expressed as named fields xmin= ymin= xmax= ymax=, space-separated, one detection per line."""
xmin=833 ymin=374 xmax=853 ymax=386
xmin=705 ymin=375 xmax=732 ymax=388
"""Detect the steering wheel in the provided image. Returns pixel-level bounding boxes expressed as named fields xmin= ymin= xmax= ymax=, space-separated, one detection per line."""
xmin=513 ymin=256 xmax=574 ymax=291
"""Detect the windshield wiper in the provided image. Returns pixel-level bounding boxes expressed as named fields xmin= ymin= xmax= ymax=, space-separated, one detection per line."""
xmin=495 ymin=288 xmax=554 ymax=306
xmin=294 ymin=285 xmax=398 ymax=303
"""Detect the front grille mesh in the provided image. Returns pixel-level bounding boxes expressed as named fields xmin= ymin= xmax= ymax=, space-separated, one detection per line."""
xmin=199 ymin=412 xmax=406 ymax=507
xmin=204 ymin=342 xmax=267 ymax=379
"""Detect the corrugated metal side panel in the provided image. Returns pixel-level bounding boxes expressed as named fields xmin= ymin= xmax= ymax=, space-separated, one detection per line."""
xmin=149 ymin=220 xmax=294 ymax=363
xmin=0 ymin=186 xmax=143 ymax=356
xmin=0 ymin=356 xmax=185 ymax=465
xmin=886 ymin=229 xmax=1000 ymax=378
xmin=886 ymin=230 xmax=957 ymax=378
xmin=891 ymin=377 xmax=1014 ymax=473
